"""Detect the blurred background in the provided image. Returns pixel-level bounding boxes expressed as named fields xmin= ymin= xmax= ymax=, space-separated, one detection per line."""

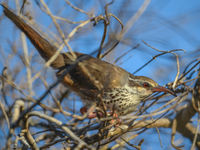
xmin=0 ymin=0 xmax=200 ymax=149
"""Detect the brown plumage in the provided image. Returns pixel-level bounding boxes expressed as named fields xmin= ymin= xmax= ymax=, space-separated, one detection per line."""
xmin=2 ymin=4 xmax=175 ymax=115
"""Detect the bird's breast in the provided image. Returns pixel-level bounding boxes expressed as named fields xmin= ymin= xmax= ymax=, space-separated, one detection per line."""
xmin=102 ymin=88 xmax=141 ymax=115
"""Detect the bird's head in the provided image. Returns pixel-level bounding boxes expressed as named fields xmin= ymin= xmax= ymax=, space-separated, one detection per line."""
xmin=128 ymin=75 xmax=176 ymax=99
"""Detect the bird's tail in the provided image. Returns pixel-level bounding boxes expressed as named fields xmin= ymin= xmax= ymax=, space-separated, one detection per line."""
xmin=1 ymin=4 xmax=66 ymax=69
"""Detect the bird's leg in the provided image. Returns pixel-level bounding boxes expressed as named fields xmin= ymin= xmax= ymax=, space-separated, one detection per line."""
xmin=107 ymin=106 xmax=121 ymax=125
xmin=80 ymin=104 xmax=104 ymax=119
xmin=108 ymin=112 xmax=121 ymax=125
xmin=80 ymin=103 xmax=121 ymax=125
xmin=80 ymin=104 xmax=120 ymax=123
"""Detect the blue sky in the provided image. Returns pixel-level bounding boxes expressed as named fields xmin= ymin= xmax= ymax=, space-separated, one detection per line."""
xmin=0 ymin=0 xmax=199 ymax=149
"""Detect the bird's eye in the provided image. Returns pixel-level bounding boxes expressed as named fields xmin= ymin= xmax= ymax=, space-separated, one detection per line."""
xmin=143 ymin=82 xmax=150 ymax=87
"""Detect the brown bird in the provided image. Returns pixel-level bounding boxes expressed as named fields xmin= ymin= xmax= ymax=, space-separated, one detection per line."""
xmin=2 ymin=4 xmax=175 ymax=117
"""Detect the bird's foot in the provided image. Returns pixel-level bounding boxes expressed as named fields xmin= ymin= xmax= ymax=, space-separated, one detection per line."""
xmin=108 ymin=112 xmax=121 ymax=126
xmin=80 ymin=106 xmax=121 ymax=125
xmin=80 ymin=105 xmax=103 ymax=119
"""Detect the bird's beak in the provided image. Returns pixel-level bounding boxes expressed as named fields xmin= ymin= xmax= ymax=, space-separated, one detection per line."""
xmin=152 ymin=86 xmax=176 ymax=96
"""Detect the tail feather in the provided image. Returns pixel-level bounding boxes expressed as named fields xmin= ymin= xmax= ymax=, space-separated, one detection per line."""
xmin=1 ymin=4 xmax=66 ymax=69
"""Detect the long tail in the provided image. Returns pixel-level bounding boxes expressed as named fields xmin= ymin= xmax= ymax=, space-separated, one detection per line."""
xmin=1 ymin=4 xmax=66 ymax=69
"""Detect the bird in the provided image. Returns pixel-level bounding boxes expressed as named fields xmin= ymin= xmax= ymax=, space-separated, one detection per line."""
xmin=1 ymin=4 xmax=175 ymax=117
